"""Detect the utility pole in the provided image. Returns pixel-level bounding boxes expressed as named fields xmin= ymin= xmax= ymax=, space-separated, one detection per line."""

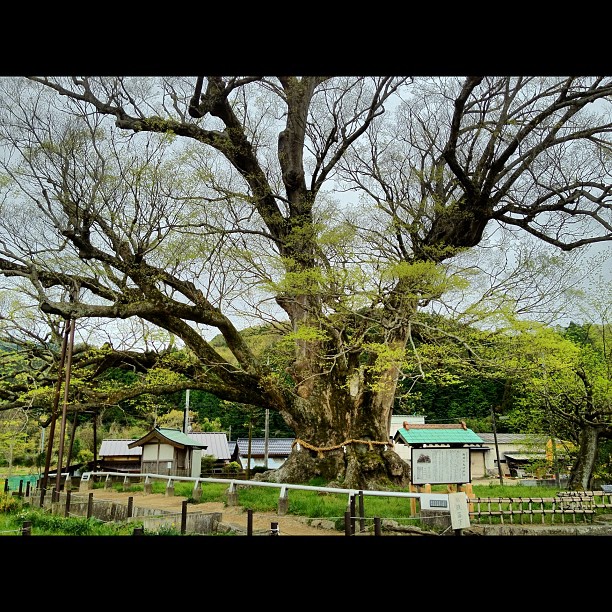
xmin=246 ymin=408 xmax=253 ymax=480
xmin=542 ymin=356 xmax=560 ymax=486
xmin=93 ymin=415 xmax=97 ymax=465
xmin=491 ymin=404 xmax=504 ymax=485
xmin=55 ymin=318 xmax=76 ymax=498
xmin=183 ymin=389 xmax=190 ymax=433
xmin=263 ymin=408 xmax=269 ymax=469
xmin=39 ymin=427 xmax=45 ymax=478
xmin=40 ymin=320 xmax=70 ymax=502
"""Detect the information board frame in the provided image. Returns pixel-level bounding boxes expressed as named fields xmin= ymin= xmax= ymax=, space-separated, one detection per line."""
xmin=410 ymin=447 xmax=471 ymax=485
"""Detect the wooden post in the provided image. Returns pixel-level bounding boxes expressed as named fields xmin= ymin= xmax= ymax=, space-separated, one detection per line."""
xmin=87 ymin=492 xmax=94 ymax=519
xmin=459 ymin=483 xmax=474 ymax=512
xmin=247 ymin=508 xmax=253 ymax=536
xmin=374 ymin=517 xmax=382 ymax=537
xmin=460 ymin=483 xmax=474 ymax=496
xmin=21 ymin=521 xmax=32 ymax=536
xmin=64 ymin=490 xmax=71 ymax=517
xmin=409 ymin=483 xmax=417 ymax=516
xmin=181 ymin=500 xmax=188 ymax=534
xmin=358 ymin=490 xmax=366 ymax=532
xmin=127 ymin=496 xmax=134 ymax=519
xmin=344 ymin=511 xmax=351 ymax=536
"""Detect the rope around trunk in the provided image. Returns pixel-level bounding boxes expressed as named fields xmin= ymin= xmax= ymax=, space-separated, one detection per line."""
xmin=293 ymin=438 xmax=389 ymax=458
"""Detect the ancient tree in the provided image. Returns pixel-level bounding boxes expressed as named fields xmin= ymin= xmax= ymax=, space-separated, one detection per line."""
xmin=0 ymin=76 xmax=610 ymax=489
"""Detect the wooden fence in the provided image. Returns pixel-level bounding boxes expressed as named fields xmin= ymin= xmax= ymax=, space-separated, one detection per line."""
xmin=467 ymin=490 xmax=612 ymax=525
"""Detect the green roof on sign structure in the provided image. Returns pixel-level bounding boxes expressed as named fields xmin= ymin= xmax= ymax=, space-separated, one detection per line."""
xmin=395 ymin=426 xmax=484 ymax=445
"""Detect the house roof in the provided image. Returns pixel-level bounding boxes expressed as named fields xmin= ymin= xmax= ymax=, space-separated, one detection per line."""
xmin=504 ymin=453 xmax=547 ymax=461
xmin=236 ymin=438 xmax=294 ymax=457
xmin=477 ymin=433 xmax=549 ymax=445
xmin=99 ymin=432 xmax=233 ymax=460
xmin=127 ymin=427 xmax=207 ymax=450
xmin=390 ymin=415 xmax=426 ymax=436
xmin=98 ymin=439 xmax=142 ymax=457
xmin=185 ymin=432 xmax=232 ymax=461
xmin=394 ymin=424 xmax=484 ymax=445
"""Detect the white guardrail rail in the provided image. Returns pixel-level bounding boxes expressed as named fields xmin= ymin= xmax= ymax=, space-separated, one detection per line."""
xmin=78 ymin=470 xmax=472 ymax=529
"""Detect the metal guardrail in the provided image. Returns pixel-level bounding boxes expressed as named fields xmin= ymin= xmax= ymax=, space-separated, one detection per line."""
xmin=79 ymin=470 xmax=450 ymax=508
xmin=77 ymin=470 xmax=472 ymax=534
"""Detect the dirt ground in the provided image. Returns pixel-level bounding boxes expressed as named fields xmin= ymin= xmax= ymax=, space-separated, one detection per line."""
xmin=81 ymin=487 xmax=341 ymax=536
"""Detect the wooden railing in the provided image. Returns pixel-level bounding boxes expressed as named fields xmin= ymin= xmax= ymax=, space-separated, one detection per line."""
xmin=468 ymin=490 xmax=612 ymax=525
xmin=555 ymin=490 xmax=612 ymax=509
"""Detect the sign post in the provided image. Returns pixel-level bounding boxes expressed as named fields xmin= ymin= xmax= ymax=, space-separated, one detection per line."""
xmin=448 ymin=491 xmax=471 ymax=534
xmin=411 ymin=447 xmax=470 ymax=485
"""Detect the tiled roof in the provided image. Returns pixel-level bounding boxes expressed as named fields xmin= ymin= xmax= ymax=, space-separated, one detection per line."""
xmin=98 ymin=439 xmax=142 ymax=457
xmin=395 ymin=425 xmax=483 ymax=445
xmin=400 ymin=423 xmax=470 ymax=429
xmin=186 ymin=432 xmax=232 ymax=460
xmin=236 ymin=438 xmax=294 ymax=457
xmin=128 ymin=427 xmax=207 ymax=449
xmin=99 ymin=432 xmax=232 ymax=460
xmin=476 ymin=433 xmax=548 ymax=445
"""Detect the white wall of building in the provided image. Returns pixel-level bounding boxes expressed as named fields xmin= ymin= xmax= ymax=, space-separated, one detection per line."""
xmin=142 ymin=443 xmax=174 ymax=461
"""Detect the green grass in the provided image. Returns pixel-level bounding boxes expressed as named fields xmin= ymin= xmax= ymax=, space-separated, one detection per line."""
xmin=93 ymin=479 xmax=229 ymax=500
xmin=0 ymin=493 xmax=142 ymax=535
xmin=470 ymin=483 xmax=562 ymax=498
xmin=190 ymin=480 xmax=585 ymax=529
xmin=100 ymin=478 xmax=573 ymax=520
xmin=233 ymin=481 xmax=605 ymax=529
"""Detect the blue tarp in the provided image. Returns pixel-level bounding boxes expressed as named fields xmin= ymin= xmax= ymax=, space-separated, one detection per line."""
xmin=3 ymin=474 xmax=40 ymax=492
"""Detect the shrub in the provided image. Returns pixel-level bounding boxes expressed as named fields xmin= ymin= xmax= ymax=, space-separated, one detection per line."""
xmin=200 ymin=454 xmax=217 ymax=474
xmin=76 ymin=449 xmax=94 ymax=464
xmin=222 ymin=461 xmax=242 ymax=474
xmin=0 ymin=493 xmax=21 ymax=512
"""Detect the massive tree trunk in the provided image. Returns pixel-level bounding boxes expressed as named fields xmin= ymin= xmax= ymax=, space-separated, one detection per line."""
xmin=567 ymin=424 xmax=601 ymax=490
xmin=265 ymin=391 xmax=411 ymax=490
xmin=261 ymin=341 xmax=412 ymax=489
xmin=256 ymin=294 xmax=413 ymax=489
